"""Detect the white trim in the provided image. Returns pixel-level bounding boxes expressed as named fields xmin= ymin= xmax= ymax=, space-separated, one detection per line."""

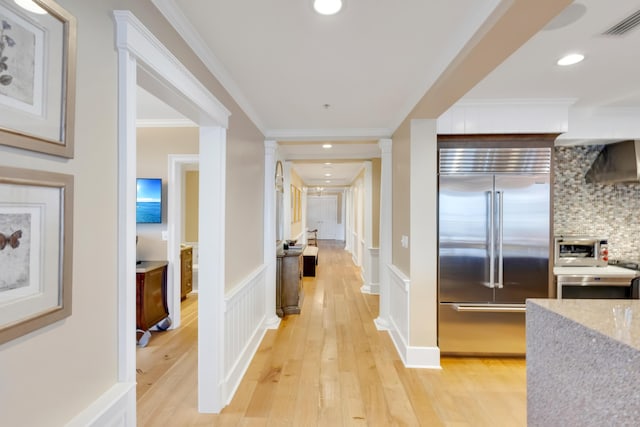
xmin=198 ymin=126 xmax=227 ymax=412
xmin=65 ymin=382 xmax=136 ymax=427
xmin=167 ymin=154 xmax=199 ymax=330
xmin=136 ymin=118 xmax=197 ymax=128
xmin=114 ymin=10 xmax=231 ymax=415
xmin=263 ymin=140 xmax=281 ymax=329
xmin=265 ymin=128 xmax=392 ymax=141
xmin=438 ymin=98 xmax=574 ymax=135
xmin=360 ymin=247 xmax=379 ymax=295
xmin=283 ymin=161 xmax=292 ymax=240
xmin=114 ymin=11 xmax=230 ymax=128
xmin=361 ymin=161 xmax=374 ymax=294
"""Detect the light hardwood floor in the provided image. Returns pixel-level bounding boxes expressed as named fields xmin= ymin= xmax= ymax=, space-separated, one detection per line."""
xmin=137 ymin=240 xmax=526 ymax=426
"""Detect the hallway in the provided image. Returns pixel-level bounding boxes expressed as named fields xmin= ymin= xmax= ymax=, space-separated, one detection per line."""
xmin=136 ymin=240 xmax=526 ymax=426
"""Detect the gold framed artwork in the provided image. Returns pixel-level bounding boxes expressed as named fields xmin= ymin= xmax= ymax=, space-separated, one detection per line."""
xmin=0 ymin=0 xmax=77 ymax=158
xmin=0 ymin=166 xmax=74 ymax=345
xmin=291 ymin=185 xmax=301 ymax=223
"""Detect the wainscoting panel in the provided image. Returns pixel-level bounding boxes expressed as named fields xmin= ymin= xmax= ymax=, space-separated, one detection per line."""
xmin=388 ymin=264 xmax=410 ymax=355
xmin=65 ymin=382 xmax=136 ymax=427
xmin=223 ymin=265 xmax=268 ymax=403
xmin=386 ymin=264 xmax=441 ymax=369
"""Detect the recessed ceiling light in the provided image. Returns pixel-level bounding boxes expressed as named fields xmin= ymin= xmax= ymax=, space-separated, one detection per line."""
xmin=14 ymin=0 xmax=47 ymax=14
xmin=324 ymin=173 xmax=332 ymax=177
xmin=324 ymin=162 xmax=332 ymax=165
xmin=322 ymin=144 xmax=332 ymax=149
xmin=557 ymin=53 xmax=585 ymax=66
xmin=325 ymin=180 xmax=331 ymax=183
xmin=313 ymin=0 xmax=343 ymax=16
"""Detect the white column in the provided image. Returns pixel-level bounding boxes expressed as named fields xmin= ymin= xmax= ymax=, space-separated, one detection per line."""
xmin=263 ymin=141 xmax=281 ymax=329
xmin=375 ymin=138 xmax=392 ymax=331
xmin=198 ymin=126 xmax=227 ymax=412
xmin=301 ymin=187 xmax=308 ymax=245
xmin=116 ymin=47 xmax=138 ymax=384
xmin=344 ymin=188 xmax=352 ymax=252
xmin=283 ymin=161 xmax=292 ymax=240
xmin=361 ymin=161 xmax=375 ymax=294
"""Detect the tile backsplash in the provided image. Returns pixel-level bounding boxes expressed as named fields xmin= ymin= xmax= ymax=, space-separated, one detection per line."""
xmin=554 ymin=145 xmax=640 ymax=260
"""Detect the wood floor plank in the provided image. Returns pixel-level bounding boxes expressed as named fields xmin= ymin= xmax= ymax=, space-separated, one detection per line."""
xmin=137 ymin=240 xmax=527 ymax=426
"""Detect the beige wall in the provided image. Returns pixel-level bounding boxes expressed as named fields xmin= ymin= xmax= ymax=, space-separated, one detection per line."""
xmin=185 ymin=170 xmax=199 ymax=242
xmin=136 ymin=127 xmax=199 ymax=261
xmin=392 ymin=121 xmax=411 ymax=276
xmin=0 ymin=1 xmax=265 ymax=424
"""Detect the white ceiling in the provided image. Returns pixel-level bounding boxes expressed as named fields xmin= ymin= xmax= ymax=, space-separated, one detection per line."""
xmin=139 ymin=0 xmax=640 ymax=186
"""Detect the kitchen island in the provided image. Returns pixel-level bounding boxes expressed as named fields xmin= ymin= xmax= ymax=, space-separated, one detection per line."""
xmin=526 ymin=299 xmax=640 ymax=426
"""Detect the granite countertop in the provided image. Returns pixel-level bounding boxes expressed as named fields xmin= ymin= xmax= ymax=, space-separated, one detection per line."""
xmin=528 ymin=298 xmax=640 ymax=350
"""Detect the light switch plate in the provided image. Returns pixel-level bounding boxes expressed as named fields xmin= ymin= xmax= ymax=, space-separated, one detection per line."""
xmin=161 ymin=230 xmax=168 ymax=241
xmin=401 ymin=235 xmax=409 ymax=248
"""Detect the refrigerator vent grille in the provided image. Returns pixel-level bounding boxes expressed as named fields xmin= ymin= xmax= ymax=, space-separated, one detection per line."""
xmin=439 ymin=147 xmax=551 ymax=174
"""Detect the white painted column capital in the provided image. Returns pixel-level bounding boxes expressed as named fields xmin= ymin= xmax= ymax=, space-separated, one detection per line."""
xmin=265 ymin=139 xmax=277 ymax=153
xmin=263 ymin=140 xmax=281 ymax=329
xmin=375 ymin=138 xmax=393 ymax=330
xmin=379 ymin=138 xmax=392 ymax=153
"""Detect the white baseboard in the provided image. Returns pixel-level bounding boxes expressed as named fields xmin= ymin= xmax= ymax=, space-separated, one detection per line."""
xmin=360 ymin=283 xmax=380 ymax=294
xmin=388 ymin=322 xmax=441 ymax=369
xmin=66 ymin=382 xmax=136 ymax=427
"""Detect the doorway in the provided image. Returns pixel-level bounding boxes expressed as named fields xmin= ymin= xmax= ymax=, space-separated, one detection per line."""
xmin=307 ymin=195 xmax=341 ymax=240
xmin=115 ymin=11 xmax=230 ymax=413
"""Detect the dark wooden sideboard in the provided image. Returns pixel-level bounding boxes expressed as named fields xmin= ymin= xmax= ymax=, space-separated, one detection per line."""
xmin=276 ymin=247 xmax=304 ymax=317
xmin=180 ymin=246 xmax=193 ymax=300
xmin=136 ymin=261 xmax=170 ymax=331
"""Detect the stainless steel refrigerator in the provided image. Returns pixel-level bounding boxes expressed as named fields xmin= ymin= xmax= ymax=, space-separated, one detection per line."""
xmin=438 ymin=146 xmax=551 ymax=355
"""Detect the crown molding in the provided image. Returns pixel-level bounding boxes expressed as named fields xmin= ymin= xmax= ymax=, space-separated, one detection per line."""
xmin=136 ymin=118 xmax=197 ymax=128
xmin=265 ymin=128 xmax=392 ymax=141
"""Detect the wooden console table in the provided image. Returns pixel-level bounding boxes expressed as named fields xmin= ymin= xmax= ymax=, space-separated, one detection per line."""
xmin=276 ymin=246 xmax=304 ymax=317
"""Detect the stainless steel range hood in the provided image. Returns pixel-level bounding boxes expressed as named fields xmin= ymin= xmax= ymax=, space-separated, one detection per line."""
xmin=584 ymin=140 xmax=640 ymax=184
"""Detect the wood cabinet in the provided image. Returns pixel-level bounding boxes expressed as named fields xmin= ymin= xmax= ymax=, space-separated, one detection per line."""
xmin=276 ymin=248 xmax=303 ymax=317
xmin=180 ymin=246 xmax=193 ymax=300
xmin=136 ymin=261 xmax=169 ymax=331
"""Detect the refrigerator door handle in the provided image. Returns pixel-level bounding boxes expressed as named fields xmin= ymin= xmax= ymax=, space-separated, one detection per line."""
xmin=487 ymin=190 xmax=495 ymax=288
xmin=452 ymin=303 xmax=526 ymax=313
xmin=496 ymin=190 xmax=504 ymax=289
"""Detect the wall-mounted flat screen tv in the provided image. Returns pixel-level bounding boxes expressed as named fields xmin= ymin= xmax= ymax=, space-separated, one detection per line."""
xmin=136 ymin=178 xmax=162 ymax=223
